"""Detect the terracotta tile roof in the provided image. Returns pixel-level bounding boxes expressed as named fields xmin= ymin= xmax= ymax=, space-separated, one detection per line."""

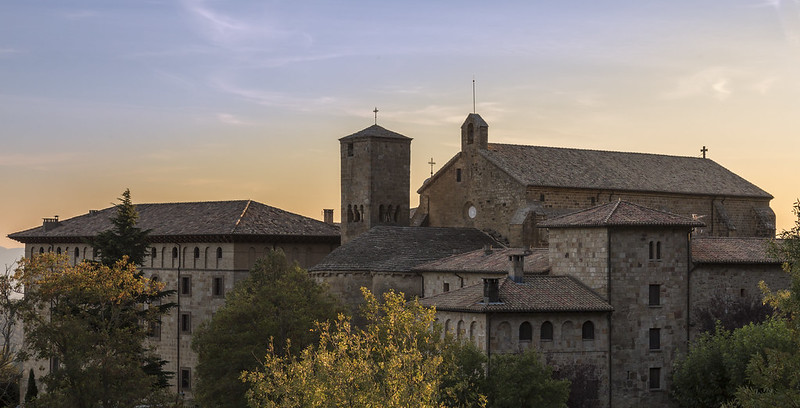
xmin=8 ymin=200 xmax=340 ymax=244
xmin=420 ymin=276 xmax=613 ymax=313
xmin=692 ymin=237 xmax=782 ymax=264
xmin=339 ymin=124 xmax=411 ymax=141
xmin=539 ymin=200 xmax=704 ymax=228
xmin=413 ymin=247 xmax=550 ymax=274
xmin=479 ymin=143 xmax=771 ymax=198
xmin=309 ymin=226 xmax=500 ymax=273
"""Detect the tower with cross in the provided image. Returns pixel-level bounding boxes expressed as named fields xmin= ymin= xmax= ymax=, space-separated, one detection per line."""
xmin=338 ymin=110 xmax=412 ymax=244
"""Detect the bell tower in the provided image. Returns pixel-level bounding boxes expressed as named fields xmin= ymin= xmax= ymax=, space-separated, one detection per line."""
xmin=340 ymin=123 xmax=411 ymax=244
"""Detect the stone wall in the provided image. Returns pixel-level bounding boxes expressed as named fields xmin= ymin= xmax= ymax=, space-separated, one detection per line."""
xmin=689 ymin=262 xmax=789 ymax=339
xmin=607 ymin=227 xmax=691 ymax=408
xmin=422 ymin=270 xmax=507 ymax=298
xmin=548 ymin=227 xmax=610 ymax=298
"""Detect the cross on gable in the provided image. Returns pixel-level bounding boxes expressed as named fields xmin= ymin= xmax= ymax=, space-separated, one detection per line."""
xmin=701 ymin=146 xmax=708 ymax=158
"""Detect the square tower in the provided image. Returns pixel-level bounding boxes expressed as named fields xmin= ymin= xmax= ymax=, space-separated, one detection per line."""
xmin=340 ymin=124 xmax=412 ymax=244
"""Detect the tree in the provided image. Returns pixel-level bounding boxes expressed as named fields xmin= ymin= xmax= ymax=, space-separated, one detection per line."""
xmin=89 ymin=188 xmax=150 ymax=266
xmin=671 ymin=318 xmax=798 ymax=407
xmin=693 ymin=293 xmax=775 ymax=334
xmin=24 ymin=369 xmax=36 ymax=403
xmin=722 ymin=200 xmax=800 ymax=407
xmin=242 ymin=288 xmax=484 ymax=408
xmin=0 ymin=265 xmax=22 ymax=406
xmin=191 ymin=250 xmax=341 ymax=408
xmin=486 ymin=349 xmax=571 ymax=408
xmin=15 ymin=253 xmax=172 ymax=408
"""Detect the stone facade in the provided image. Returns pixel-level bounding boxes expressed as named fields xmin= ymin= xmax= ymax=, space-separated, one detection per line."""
xmin=416 ymin=114 xmax=775 ymax=248
xmin=340 ymin=125 xmax=411 ymax=244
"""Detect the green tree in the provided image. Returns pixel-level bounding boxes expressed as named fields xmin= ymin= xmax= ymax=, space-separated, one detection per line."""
xmin=15 ymin=253 xmax=172 ymax=408
xmin=0 ymin=265 xmax=22 ymax=406
xmin=486 ymin=349 xmax=571 ymax=408
xmin=722 ymin=200 xmax=800 ymax=407
xmin=24 ymin=369 xmax=36 ymax=403
xmin=242 ymin=288 xmax=486 ymax=408
xmin=439 ymin=340 xmax=488 ymax=408
xmin=191 ymin=250 xmax=341 ymax=408
xmin=89 ymin=188 xmax=150 ymax=266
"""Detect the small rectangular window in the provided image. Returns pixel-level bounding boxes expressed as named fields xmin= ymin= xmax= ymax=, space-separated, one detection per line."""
xmin=149 ymin=320 xmax=162 ymax=340
xmin=347 ymin=142 xmax=354 ymax=157
xmin=180 ymin=276 xmax=192 ymax=296
xmin=443 ymin=282 xmax=450 ymax=293
xmin=213 ymin=277 xmax=224 ymax=297
xmin=649 ymin=367 xmax=661 ymax=390
xmin=456 ymin=168 xmax=462 ymax=182
xmin=180 ymin=313 xmax=192 ymax=334
xmin=180 ymin=367 xmax=192 ymax=391
xmin=649 ymin=328 xmax=661 ymax=350
xmin=649 ymin=284 xmax=661 ymax=306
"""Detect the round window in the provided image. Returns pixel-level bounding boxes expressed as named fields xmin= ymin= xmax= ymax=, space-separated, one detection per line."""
xmin=468 ymin=206 xmax=477 ymax=219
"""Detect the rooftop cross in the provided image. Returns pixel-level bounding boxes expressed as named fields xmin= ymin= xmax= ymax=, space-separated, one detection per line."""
xmin=428 ymin=157 xmax=436 ymax=177
xmin=373 ymin=107 xmax=379 ymax=125
xmin=701 ymin=145 xmax=708 ymax=158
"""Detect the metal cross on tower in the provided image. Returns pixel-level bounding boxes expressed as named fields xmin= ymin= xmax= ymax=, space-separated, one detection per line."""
xmin=428 ymin=157 xmax=436 ymax=177
xmin=373 ymin=107 xmax=379 ymax=125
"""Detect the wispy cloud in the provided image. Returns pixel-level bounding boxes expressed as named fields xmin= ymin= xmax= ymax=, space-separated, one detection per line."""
xmin=0 ymin=152 xmax=84 ymax=171
xmin=216 ymin=113 xmax=249 ymax=125
xmin=63 ymin=10 xmax=99 ymax=20
xmin=662 ymin=67 xmax=739 ymax=100
xmin=0 ymin=48 xmax=20 ymax=57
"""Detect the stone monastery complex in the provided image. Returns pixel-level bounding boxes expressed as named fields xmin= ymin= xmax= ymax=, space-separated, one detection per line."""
xmin=10 ymin=113 xmax=789 ymax=407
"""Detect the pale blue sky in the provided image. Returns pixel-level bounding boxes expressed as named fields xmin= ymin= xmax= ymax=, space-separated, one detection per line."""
xmin=2 ymin=0 xmax=799 ymax=247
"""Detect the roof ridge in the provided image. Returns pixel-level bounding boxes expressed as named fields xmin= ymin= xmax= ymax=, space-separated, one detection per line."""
xmin=232 ymin=200 xmax=252 ymax=233
xmin=488 ymin=142 xmax=703 ymax=160
xmin=604 ymin=199 xmax=622 ymax=223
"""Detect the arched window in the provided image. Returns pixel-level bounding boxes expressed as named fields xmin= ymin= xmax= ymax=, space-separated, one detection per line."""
xmin=649 ymin=241 xmax=654 ymax=259
xmin=359 ymin=205 xmax=365 ymax=222
xmin=74 ymin=247 xmax=80 ymax=259
xmin=172 ymin=247 xmax=178 ymax=259
xmin=393 ymin=206 xmax=400 ymax=222
xmin=582 ymin=321 xmax=595 ymax=340
xmin=656 ymin=241 xmax=662 ymax=260
xmin=519 ymin=322 xmax=532 ymax=342
xmin=193 ymin=247 xmax=200 ymax=259
xmin=347 ymin=205 xmax=353 ymax=223
xmin=467 ymin=123 xmax=474 ymax=144
xmin=540 ymin=321 xmax=553 ymax=341
xmin=151 ymin=247 xmax=157 ymax=259
xmin=216 ymin=247 xmax=223 ymax=259
xmin=387 ymin=205 xmax=393 ymax=222
xmin=56 ymin=247 xmax=61 ymax=255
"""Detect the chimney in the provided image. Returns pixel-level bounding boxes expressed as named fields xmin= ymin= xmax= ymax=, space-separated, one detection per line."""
xmin=483 ymin=278 xmax=500 ymax=303
xmin=43 ymin=215 xmax=59 ymax=232
xmin=323 ymin=209 xmax=334 ymax=224
xmin=508 ymin=253 xmax=525 ymax=283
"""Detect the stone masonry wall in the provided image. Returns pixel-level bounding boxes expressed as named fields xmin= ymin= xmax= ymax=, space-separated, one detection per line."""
xmin=608 ymin=227 xmax=691 ymax=408
xmin=689 ymin=263 xmax=789 ymax=339
xmin=548 ymin=228 xmax=610 ymax=298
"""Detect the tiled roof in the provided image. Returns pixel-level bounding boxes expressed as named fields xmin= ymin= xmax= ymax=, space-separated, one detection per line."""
xmin=309 ymin=226 xmax=500 ymax=273
xmin=8 ymin=200 xmax=340 ymax=244
xmin=692 ymin=237 xmax=782 ymax=264
xmin=339 ymin=124 xmax=411 ymax=141
xmin=420 ymin=276 xmax=613 ymax=313
xmin=413 ymin=247 xmax=549 ymax=274
xmin=539 ymin=200 xmax=704 ymax=228
xmin=480 ymin=143 xmax=771 ymax=198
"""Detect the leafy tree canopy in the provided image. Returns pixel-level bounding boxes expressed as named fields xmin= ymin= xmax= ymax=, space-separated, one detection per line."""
xmin=191 ymin=250 xmax=342 ymax=408
xmin=243 ymin=288 xmax=487 ymax=408
xmin=486 ymin=348 xmax=571 ymax=408
xmin=15 ymin=253 xmax=172 ymax=408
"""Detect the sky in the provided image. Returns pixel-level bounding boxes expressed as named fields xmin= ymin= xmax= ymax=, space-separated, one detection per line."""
xmin=1 ymin=0 xmax=799 ymax=249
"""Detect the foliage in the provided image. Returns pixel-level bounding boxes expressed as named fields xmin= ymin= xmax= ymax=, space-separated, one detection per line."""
xmin=486 ymin=348 xmax=570 ymax=408
xmin=242 ymin=288 xmax=487 ymax=408
xmin=723 ymin=199 xmax=800 ymax=407
xmin=553 ymin=362 xmax=601 ymax=408
xmin=24 ymin=369 xmax=36 ymax=402
xmin=89 ymin=188 xmax=151 ymax=266
xmin=0 ymin=265 xmax=22 ymax=406
xmin=671 ymin=318 xmax=797 ymax=407
xmin=693 ymin=293 xmax=775 ymax=334
xmin=191 ymin=250 xmax=341 ymax=408
xmin=15 ymin=253 xmax=173 ymax=408
xmin=439 ymin=339 xmax=488 ymax=408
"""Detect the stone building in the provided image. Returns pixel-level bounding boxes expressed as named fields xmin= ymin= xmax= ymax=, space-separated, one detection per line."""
xmin=312 ymin=113 xmax=787 ymax=408
xmin=8 ymin=200 xmax=340 ymax=400
xmin=414 ymin=113 xmax=775 ymax=247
